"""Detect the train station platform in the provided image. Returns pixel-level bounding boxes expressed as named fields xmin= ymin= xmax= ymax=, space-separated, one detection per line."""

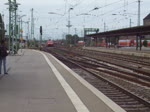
xmin=0 ymin=49 xmax=126 ymax=112
xmin=84 ymin=47 xmax=150 ymax=58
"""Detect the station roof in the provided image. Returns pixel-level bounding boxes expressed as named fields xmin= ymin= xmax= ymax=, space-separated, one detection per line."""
xmin=86 ymin=25 xmax=150 ymax=38
xmin=144 ymin=13 xmax=150 ymax=20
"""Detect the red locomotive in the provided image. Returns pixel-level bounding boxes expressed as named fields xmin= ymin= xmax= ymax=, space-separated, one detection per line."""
xmin=46 ymin=40 xmax=54 ymax=47
xmin=77 ymin=41 xmax=85 ymax=46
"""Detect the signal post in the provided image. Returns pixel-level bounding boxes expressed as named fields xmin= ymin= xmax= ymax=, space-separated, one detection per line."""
xmin=40 ymin=26 xmax=42 ymax=50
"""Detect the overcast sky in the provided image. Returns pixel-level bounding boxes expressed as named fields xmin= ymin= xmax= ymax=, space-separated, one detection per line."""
xmin=0 ymin=0 xmax=150 ymax=40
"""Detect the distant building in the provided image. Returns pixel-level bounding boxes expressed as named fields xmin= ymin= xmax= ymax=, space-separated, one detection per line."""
xmin=143 ymin=13 xmax=150 ymax=26
xmin=119 ymin=14 xmax=150 ymax=40
xmin=143 ymin=13 xmax=150 ymax=39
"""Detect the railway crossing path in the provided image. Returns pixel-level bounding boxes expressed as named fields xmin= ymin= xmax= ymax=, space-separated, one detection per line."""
xmin=0 ymin=49 xmax=126 ymax=112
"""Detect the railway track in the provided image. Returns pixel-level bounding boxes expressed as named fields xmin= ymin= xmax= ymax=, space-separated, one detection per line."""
xmin=45 ymin=47 xmax=150 ymax=87
xmin=76 ymin=48 xmax=150 ymax=67
xmin=58 ymin=47 xmax=150 ymax=78
xmin=70 ymin=57 xmax=150 ymax=87
xmin=44 ymin=47 xmax=150 ymax=112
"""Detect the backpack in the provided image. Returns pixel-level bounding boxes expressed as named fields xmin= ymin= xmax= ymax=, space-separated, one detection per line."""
xmin=0 ymin=45 xmax=8 ymax=57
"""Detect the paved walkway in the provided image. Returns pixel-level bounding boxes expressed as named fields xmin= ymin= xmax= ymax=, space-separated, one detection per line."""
xmin=0 ymin=49 xmax=126 ymax=112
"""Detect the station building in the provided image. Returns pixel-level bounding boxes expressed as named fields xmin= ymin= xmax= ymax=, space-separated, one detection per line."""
xmin=143 ymin=13 xmax=150 ymax=39
xmin=144 ymin=13 xmax=150 ymax=25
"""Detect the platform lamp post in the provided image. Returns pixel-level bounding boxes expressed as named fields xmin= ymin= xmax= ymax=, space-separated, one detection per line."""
xmin=77 ymin=13 xmax=93 ymax=28
xmin=26 ymin=20 xmax=30 ymax=48
xmin=22 ymin=20 xmax=30 ymax=48
xmin=137 ymin=0 xmax=141 ymax=50
xmin=77 ymin=13 xmax=95 ymax=46
xmin=137 ymin=0 xmax=141 ymax=26
xmin=18 ymin=15 xmax=26 ymax=52
xmin=16 ymin=15 xmax=26 ymax=52
xmin=67 ymin=8 xmax=73 ymax=35
xmin=48 ymin=12 xmax=64 ymax=41
xmin=67 ymin=8 xmax=73 ymax=45
xmin=77 ymin=13 xmax=91 ymax=44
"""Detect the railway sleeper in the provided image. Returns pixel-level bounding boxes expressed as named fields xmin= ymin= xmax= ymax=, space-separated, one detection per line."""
xmin=116 ymin=101 xmax=140 ymax=105
xmin=111 ymin=98 xmax=136 ymax=102
xmin=108 ymin=96 xmax=130 ymax=99
xmin=123 ymin=106 xmax=150 ymax=111
xmin=121 ymin=104 xmax=147 ymax=108
xmin=103 ymin=93 xmax=126 ymax=97
xmin=98 ymin=89 xmax=119 ymax=93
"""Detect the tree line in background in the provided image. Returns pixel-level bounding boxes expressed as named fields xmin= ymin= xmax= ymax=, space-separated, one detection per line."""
xmin=62 ymin=34 xmax=84 ymax=45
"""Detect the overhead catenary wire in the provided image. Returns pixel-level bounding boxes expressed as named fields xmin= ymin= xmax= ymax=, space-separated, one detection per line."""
xmin=96 ymin=1 xmax=136 ymax=17
xmin=79 ymin=1 xmax=137 ymax=30
xmin=89 ymin=0 xmax=125 ymax=12
xmin=46 ymin=0 xmax=143 ymax=37
xmin=3 ymin=0 xmax=147 ymax=39
xmin=72 ymin=1 xmax=135 ymax=20
xmin=74 ymin=0 xmax=130 ymax=19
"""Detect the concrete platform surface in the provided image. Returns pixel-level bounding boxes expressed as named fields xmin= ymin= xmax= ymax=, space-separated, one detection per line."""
xmin=0 ymin=49 xmax=126 ymax=112
xmin=84 ymin=47 xmax=150 ymax=58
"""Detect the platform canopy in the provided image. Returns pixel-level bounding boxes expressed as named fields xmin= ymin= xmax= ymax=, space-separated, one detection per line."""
xmin=86 ymin=25 xmax=150 ymax=38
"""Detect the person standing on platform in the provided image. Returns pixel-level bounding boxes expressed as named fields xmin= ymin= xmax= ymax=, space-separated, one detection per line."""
xmin=0 ymin=40 xmax=8 ymax=74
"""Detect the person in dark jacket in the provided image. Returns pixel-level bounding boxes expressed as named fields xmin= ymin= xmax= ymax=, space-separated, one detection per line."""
xmin=0 ymin=40 xmax=8 ymax=74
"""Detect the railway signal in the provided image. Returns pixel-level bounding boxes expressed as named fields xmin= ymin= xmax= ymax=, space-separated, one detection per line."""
xmin=39 ymin=26 xmax=42 ymax=50
xmin=40 ymin=26 xmax=42 ymax=35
